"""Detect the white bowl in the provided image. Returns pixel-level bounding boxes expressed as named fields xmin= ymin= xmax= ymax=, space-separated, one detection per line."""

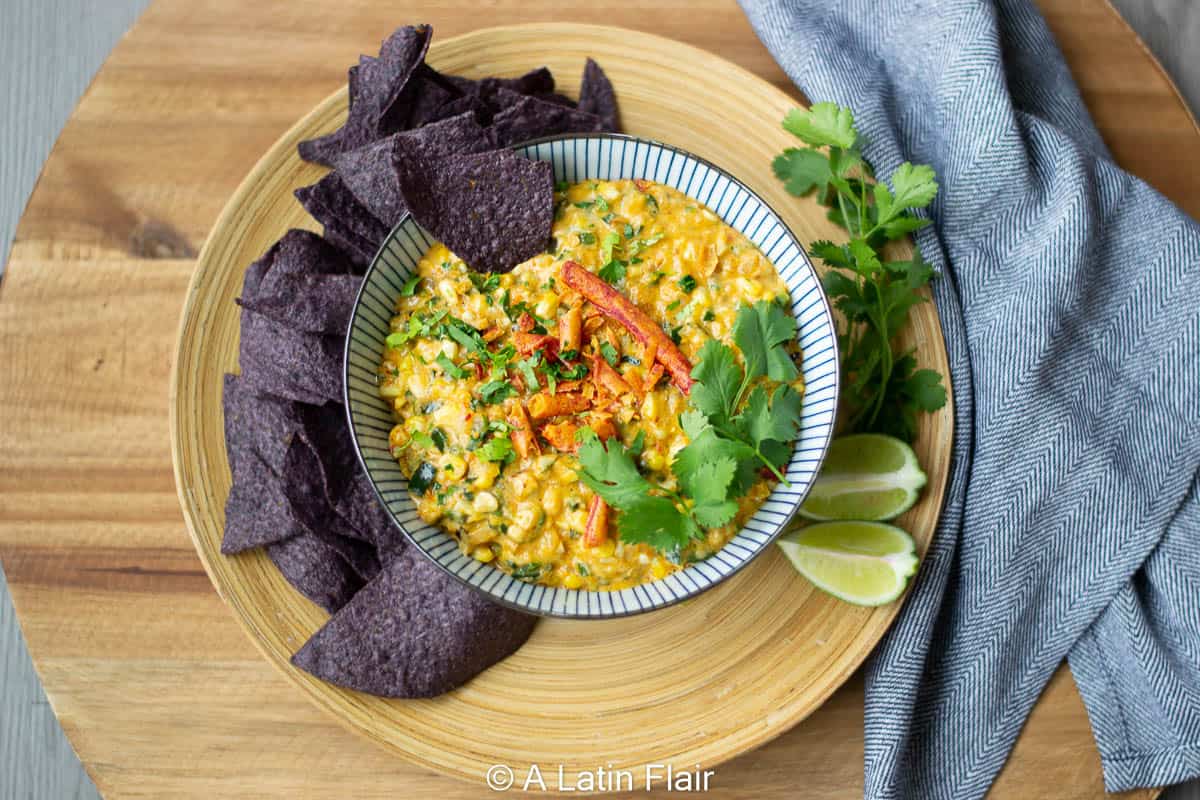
xmin=344 ymin=134 xmax=839 ymax=618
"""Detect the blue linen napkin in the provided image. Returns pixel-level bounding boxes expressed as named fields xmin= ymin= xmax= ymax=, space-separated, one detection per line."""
xmin=737 ymin=0 xmax=1200 ymax=796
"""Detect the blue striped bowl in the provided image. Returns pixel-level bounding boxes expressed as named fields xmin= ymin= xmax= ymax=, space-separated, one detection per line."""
xmin=344 ymin=134 xmax=839 ymax=618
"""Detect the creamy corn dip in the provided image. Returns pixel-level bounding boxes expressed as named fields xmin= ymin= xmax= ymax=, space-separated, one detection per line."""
xmin=378 ymin=179 xmax=800 ymax=590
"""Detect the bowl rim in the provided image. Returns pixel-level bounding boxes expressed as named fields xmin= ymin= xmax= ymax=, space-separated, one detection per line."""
xmin=343 ymin=131 xmax=840 ymax=619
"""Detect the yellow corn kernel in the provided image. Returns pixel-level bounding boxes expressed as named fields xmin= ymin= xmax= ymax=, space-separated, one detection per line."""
xmin=510 ymin=472 xmax=537 ymax=499
xmin=562 ymin=573 xmax=584 ymax=590
xmin=513 ymin=502 xmax=538 ymax=531
xmin=417 ymin=495 xmax=443 ymax=524
xmin=651 ymin=561 xmax=670 ymax=579
xmin=471 ymin=460 xmax=500 ymax=490
xmin=595 ymin=540 xmax=616 ymax=558
xmin=443 ymin=455 xmax=467 ymax=481
xmin=558 ymin=468 xmax=579 ymax=483
xmin=472 ymin=547 xmax=495 ymax=563
xmin=642 ymin=448 xmax=666 ymax=472
xmin=534 ymin=291 xmax=560 ymax=319
xmin=437 ymin=278 xmax=458 ymax=305
xmin=541 ymin=486 xmax=563 ymax=517
xmin=379 ymin=382 xmax=402 ymax=399
xmin=472 ymin=492 xmax=499 ymax=514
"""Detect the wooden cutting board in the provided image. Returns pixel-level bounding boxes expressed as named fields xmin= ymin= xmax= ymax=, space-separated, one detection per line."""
xmin=1 ymin=1 xmax=1194 ymax=797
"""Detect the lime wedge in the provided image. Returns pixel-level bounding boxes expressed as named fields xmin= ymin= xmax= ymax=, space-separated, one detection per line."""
xmin=777 ymin=521 xmax=918 ymax=606
xmin=799 ymin=433 xmax=927 ymax=521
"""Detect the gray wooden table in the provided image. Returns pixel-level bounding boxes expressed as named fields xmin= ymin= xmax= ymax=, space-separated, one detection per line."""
xmin=0 ymin=1 xmax=1196 ymax=797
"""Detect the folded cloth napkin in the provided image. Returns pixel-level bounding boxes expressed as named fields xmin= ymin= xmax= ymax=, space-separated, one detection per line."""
xmin=737 ymin=0 xmax=1200 ymax=796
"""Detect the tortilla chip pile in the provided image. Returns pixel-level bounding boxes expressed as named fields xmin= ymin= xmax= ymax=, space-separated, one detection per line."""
xmin=221 ymin=24 xmax=620 ymax=698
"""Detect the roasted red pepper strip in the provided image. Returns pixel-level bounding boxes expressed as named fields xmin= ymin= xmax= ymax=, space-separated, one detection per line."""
xmin=582 ymin=495 xmax=610 ymax=548
xmin=560 ymin=261 xmax=694 ymax=394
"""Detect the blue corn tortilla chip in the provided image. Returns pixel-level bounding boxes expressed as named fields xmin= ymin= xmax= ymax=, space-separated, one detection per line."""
xmin=487 ymin=89 xmax=609 ymax=146
xmin=282 ymin=436 xmax=381 ymax=582
xmin=240 ymin=272 xmax=361 ymax=335
xmin=577 ymin=58 xmax=619 ymax=131
xmin=447 ymin=67 xmax=557 ymax=105
xmin=298 ymin=25 xmax=433 ymax=165
xmin=238 ymin=311 xmax=343 ymax=405
xmin=291 ymin=547 xmax=537 ymax=697
xmin=294 ymin=172 xmax=390 ymax=265
xmin=267 ymin=532 xmax=364 ymax=613
xmin=221 ymin=375 xmax=307 ymax=554
xmin=237 ymin=231 xmax=361 ymax=333
xmin=395 ymin=148 xmax=553 ymax=273
xmin=331 ymin=112 xmax=494 ymax=229
xmin=334 ymin=472 xmax=407 ymax=558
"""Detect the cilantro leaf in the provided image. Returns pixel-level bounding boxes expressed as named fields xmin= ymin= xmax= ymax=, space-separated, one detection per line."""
xmin=689 ymin=340 xmax=742 ymax=428
xmin=616 ymin=495 xmax=699 ymax=552
xmin=601 ymin=231 xmax=620 ymax=263
xmin=733 ymin=301 xmax=799 ymax=383
xmin=672 ymin=424 xmax=760 ymax=496
xmin=888 ymin=162 xmax=938 ymax=213
xmin=600 ymin=341 xmax=619 ymax=367
xmin=400 ymin=274 xmax=421 ymax=296
xmin=782 ymin=102 xmax=856 ymax=149
xmin=479 ymin=380 xmax=516 ymax=404
xmin=598 ymin=259 xmax=626 ymax=284
xmin=772 ymin=147 xmax=834 ymax=198
xmin=516 ymin=356 xmax=539 ymax=392
xmin=686 ymin=458 xmax=739 ymax=529
xmin=477 ymin=435 xmax=514 ymax=463
xmin=735 ymin=384 xmax=804 ymax=445
xmin=578 ymin=435 xmax=656 ymax=509
xmin=435 ymin=354 xmax=469 ymax=380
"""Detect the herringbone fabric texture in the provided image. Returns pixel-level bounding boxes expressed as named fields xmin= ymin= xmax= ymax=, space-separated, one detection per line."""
xmin=737 ymin=0 xmax=1200 ymax=796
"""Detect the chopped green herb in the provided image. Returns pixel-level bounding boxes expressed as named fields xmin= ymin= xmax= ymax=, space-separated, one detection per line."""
xmin=600 ymin=341 xmax=620 ymax=367
xmin=578 ymin=231 xmax=596 ymax=245
xmin=601 ymin=231 xmax=621 ymax=263
xmin=598 ymin=259 xmax=627 ymax=285
xmin=479 ymin=380 xmax=516 ymax=404
xmin=477 ymin=435 xmax=515 ymax=463
xmin=468 ymin=272 xmax=500 ymax=294
xmin=678 ymin=275 xmax=697 ymax=293
xmin=400 ymin=274 xmax=422 ymax=296
xmin=508 ymin=562 xmax=545 ymax=582
xmin=435 ymin=354 xmax=469 ymax=380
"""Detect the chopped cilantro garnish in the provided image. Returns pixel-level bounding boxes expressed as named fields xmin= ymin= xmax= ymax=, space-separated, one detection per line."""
xmin=598 ymin=259 xmax=626 ymax=285
xmin=678 ymin=274 xmax=697 ymax=293
xmin=601 ymin=231 xmax=620 ymax=263
xmin=600 ymin=341 xmax=619 ymax=367
xmin=435 ymin=354 xmax=469 ymax=380
xmin=479 ymin=380 xmax=516 ymax=404
xmin=477 ymin=435 xmax=515 ymax=463
xmin=468 ymin=272 xmax=500 ymax=293
xmin=578 ymin=231 xmax=596 ymax=245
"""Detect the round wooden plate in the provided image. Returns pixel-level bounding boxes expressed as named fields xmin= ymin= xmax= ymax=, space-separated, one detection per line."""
xmin=171 ymin=23 xmax=953 ymax=788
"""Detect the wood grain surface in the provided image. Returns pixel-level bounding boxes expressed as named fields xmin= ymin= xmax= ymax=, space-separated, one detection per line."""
xmin=1 ymin=1 xmax=1197 ymax=797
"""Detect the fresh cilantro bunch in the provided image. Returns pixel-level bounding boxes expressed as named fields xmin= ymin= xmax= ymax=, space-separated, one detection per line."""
xmin=576 ymin=300 xmax=804 ymax=556
xmin=773 ymin=102 xmax=947 ymax=441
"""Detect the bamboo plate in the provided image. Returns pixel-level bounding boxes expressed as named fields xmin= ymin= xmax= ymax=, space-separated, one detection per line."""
xmin=170 ymin=23 xmax=954 ymax=788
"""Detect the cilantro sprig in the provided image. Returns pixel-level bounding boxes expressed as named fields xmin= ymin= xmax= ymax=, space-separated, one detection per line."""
xmin=686 ymin=300 xmax=803 ymax=485
xmin=578 ymin=430 xmax=737 ymax=554
xmin=576 ymin=300 xmax=804 ymax=555
xmin=773 ymin=102 xmax=947 ymax=440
